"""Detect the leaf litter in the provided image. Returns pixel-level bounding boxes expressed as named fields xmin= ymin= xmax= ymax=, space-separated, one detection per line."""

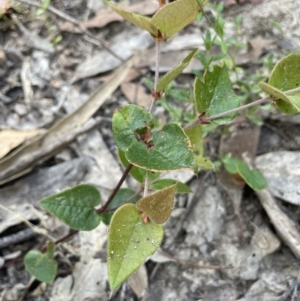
xmin=1 ymin=0 xmax=300 ymax=300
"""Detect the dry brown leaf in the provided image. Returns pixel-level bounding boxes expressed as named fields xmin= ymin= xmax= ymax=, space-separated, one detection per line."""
xmin=0 ymin=57 xmax=134 ymax=183
xmin=247 ymin=37 xmax=274 ymax=62
xmin=121 ymin=82 xmax=150 ymax=106
xmin=127 ymin=264 xmax=148 ymax=298
xmin=0 ymin=129 xmax=41 ymax=159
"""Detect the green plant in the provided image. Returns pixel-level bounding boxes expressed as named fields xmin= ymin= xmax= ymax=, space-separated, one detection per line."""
xmin=24 ymin=0 xmax=300 ymax=293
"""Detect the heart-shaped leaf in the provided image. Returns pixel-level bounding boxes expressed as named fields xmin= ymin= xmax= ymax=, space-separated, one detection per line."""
xmin=151 ymin=0 xmax=205 ymax=39
xmin=185 ymin=124 xmax=214 ymax=170
xmin=259 ymin=53 xmax=300 ymax=114
xmin=156 ymin=49 xmax=197 ymax=92
xmin=136 ymin=184 xmax=177 ymax=224
xmin=100 ymin=188 xmax=141 ymax=225
xmin=24 ymin=243 xmax=57 ymax=283
xmin=118 ymin=149 xmax=160 ymax=183
xmin=40 ymin=184 xmax=101 ymax=230
xmin=126 ymin=123 xmax=196 ymax=172
xmin=112 ymin=104 xmax=153 ymax=152
xmin=194 ymin=65 xmax=240 ymax=124
xmin=108 ymin=203 xmax=163 ymax=290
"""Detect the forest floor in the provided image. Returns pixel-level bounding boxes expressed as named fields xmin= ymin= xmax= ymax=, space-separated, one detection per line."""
xmin=1 ymin=0 xmax=300 ymax=300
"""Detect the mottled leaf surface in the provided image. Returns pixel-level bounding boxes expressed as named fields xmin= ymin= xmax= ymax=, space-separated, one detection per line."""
xmin=112 ymin=104 xmax=153 ymax=151
xmin=108 ymin=204 xmax=163 ymax=290
xmin=118 ymin=149 xmax=159 ymax=183
xmin=136 ymin=184 xmax=177 ymax=224
xmin=194 ymin=65 xmax=240 ymax=124
xmin=126 ymin=123 xmax=195 ymax=172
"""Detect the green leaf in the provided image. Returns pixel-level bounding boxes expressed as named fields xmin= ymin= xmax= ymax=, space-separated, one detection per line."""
xmin=259 ymin=82 xmax=299 ymax=114
xmin=101 ymin=188 xmax=141 ymax=225
xmin=136 ymin=184 xmax=177 ymax=224
xmin=259 ymin=53 xmax=300 ymax=114
xmin=108 ymin=204 xmax=163 ymax=290
xmin=104 ymin=0 xmax=158 ymax=36
xmin=118 ymin=149 xmax=159 ymax=183
xmin=112 ymin=104 xmax=153 ymax=152
xmin=151 ymin=179 xmax=192 ymax=193
xmin=194 ymin=65 xmax=240 ymax=124
xmin=40 ymin=184 xmax=101 ymax=231
xmin=104 ymin=0 xmax=207 ymax=40
xmin=126 ymin=123 xmax=196 ymax=172
xmin=185 ymin=124 xmax=213 ymax=170
xmin=236 ymin=161 xmax=267 ymax=191
xmin=215 ymin=17 xmax=225 ymax=39
xmin=24 ymin=245 xmax=57 ymax=283
xmin=221 ymin=154 xmax=240 ymax=174
xmin=151 ymin=0 xmax=205 ymax=39
xmin=156 ymin=49 xmax=198 ymax=92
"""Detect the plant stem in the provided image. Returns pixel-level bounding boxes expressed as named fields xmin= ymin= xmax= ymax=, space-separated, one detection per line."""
xmin=143 ymin=171 xmax=149 ymax=197
xmin=96 ymin=164 xmax=133 ymax=214
xmin=285 ymin=86 xmax=300 ymax=94
xmin=98 ymin=34 xmax=162 ymax=213
xmin=206 ymin=96 xmax=270 ymax=121
xmin=149 ymin=40 xmax=161 ymax=113
xmin=183 ymin=95 xmax=270 ymax=130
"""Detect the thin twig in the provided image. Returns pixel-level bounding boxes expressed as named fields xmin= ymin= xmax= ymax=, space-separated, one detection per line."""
xmin=143 ymin=171 xmax=149 ymax=197
xmin=149 ymin=40 xmax=161 ymax=113
xmin=40 ymin=229 xmax=78 ymax=252
xmin=184 ymin=96 xmax=270 ymax=130
xmin=184 ymin=85 xmax=300 ymax=131
xmin=105 ymin=188 xmax=143 ymax=212
xmin=96 ymin=7 xmax=162 ymax=213
xmin=96 ymin=164 xmax=133 ymax=214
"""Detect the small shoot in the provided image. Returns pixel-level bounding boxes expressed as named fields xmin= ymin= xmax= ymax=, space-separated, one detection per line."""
xmin=24 ymin=243 xmax=57 ymax=284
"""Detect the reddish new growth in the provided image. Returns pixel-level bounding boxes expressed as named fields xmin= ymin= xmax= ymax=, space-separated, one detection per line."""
xmin=198 ymin=111 xmax=211 ymax=124
xmin=157 ymin=0 xmax=167 ymax=8
xmin=152 ymin=90 xmax=163 ymax=99
xmin=141 ymin=212 xmax=149 ymax=224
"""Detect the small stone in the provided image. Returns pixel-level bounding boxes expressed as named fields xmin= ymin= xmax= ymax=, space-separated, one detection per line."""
xmin=14 ymin=103 xmax=28 ymax=116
